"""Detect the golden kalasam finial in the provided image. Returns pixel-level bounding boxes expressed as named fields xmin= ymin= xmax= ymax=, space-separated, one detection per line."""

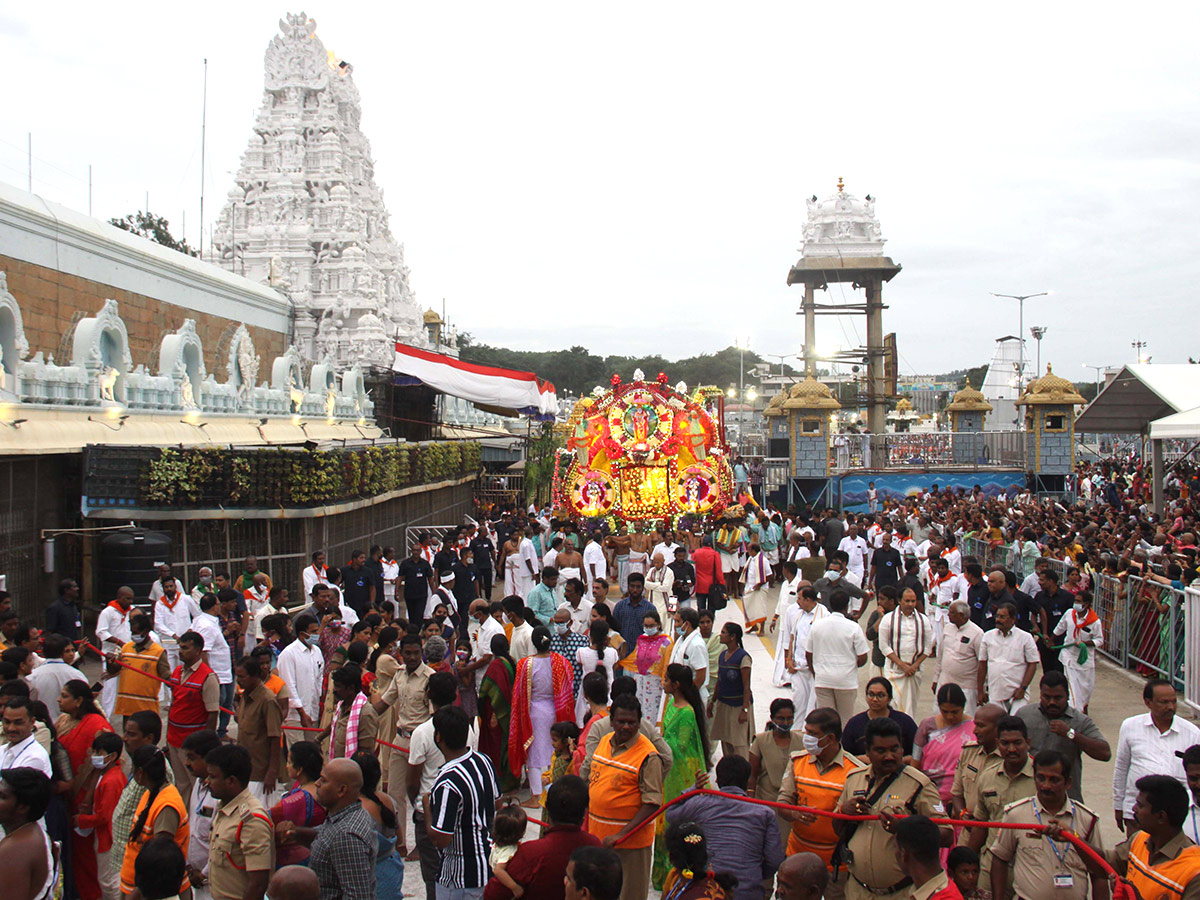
xmin=837 ymin=176 xmax=844 ymax=192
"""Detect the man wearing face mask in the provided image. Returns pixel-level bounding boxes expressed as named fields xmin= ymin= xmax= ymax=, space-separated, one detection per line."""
xmin=812 ymin=555 xmax=867 ymax=616
xmin=778 ymin=707 xmax=859 ymax=897
xmin=549 ymin=608 xmax=587 ymax=698
xmin=785 ymin=587 xmax=828 ymax=718
xmin=112 ymin=612 xmax=171 ymax=724
xmin=276 ymin=615 xmax=324 ymax=750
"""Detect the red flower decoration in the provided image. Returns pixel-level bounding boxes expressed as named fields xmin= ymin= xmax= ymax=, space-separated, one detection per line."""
xmin=657 ymin=372 xmax=669 ymax=384
xmin=611 ymin=374 xmax=622 ymax=386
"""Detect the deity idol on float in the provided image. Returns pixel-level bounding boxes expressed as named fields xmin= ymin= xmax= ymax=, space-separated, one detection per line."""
xmin=551 ymin=370 xmax=735 ymax=527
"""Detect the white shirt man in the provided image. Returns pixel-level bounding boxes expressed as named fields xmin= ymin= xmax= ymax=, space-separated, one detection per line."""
xmin=471 ymin=611 xmax=505 ymax=689
xmin=582 ymin=538 xmax=608 ymax=589
xmin=190 ymin=607 xmax=233 ymax=688
xmin=652 ymin=541 xmax=682 ymax=565
xmin=978 ymin=609 xmax=1039 ymax=713
xmin=670 ymin=625 xmax=710 ymax=704
xmin=786 ymin=595 xmax=828 ymax=716
xmin=933 ymin=602 xmax=983 ymax=714
xmin=381 ymin=555 xmax=400 ymax=610
xmin=543 ymin=545 xmax=560 ymax=570
xmin=26 ymin=655 xmax=86 ymax=719
xmin=838 ymin=532 xmax=870 ymax=577
xmin=557 ymin=591 xmax=594 ymax=636
xmin=805 ymin=603 xmax=869 ymax=724
xmin=277 ymin=629 xmax=325 ymax=729
xmin=302 ymin=559 xmax=330 ymax=598
xmin=154 ymin=585 xmax=198 ymax=671
xmin=1112 ymin=684 xmax=1200 ymax=822
xmin=1 ymin=726 xmax=51 ymax=776
xmin=409 ymin=716 xmax=479 ymax=798
xmin=95 ymin=597 xmax=134 ymax=717
xmin=518 ymin=534 xmax=540 ymax=589
xmin=878 ymin=601 xmax=935 ymax=718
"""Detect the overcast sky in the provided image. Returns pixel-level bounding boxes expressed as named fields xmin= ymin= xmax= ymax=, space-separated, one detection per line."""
xmin=3 ymin=3 xmax=1199 ymax=381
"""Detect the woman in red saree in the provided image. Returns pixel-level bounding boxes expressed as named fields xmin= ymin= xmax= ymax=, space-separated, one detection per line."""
xmin=478 ymin=633 xmax=519 ymax=794
xmin=508 ymin=627 xmax=575 ymax=807
xmin=56 ymin=679 xmax=113 ymax=775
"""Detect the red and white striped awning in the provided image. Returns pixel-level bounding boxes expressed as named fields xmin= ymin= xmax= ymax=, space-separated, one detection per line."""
xmin=392 ymin=342 xmax=558 ymax=419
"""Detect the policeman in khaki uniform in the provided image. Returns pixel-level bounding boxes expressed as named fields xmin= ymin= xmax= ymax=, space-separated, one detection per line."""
xmin=205 ymin=744 xmax=275 ymax=900
xmin=991 ymin=750 xmax=1105 ymax=900
xmin=950 ymin=704 xmax=1004 ymax=841
xmin=967 ymin=715 xmax=1037 ymax=895
xmin=834 ymin=718 xmax=950 ymax=900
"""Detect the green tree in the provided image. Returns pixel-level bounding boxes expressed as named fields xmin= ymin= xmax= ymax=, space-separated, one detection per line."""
xmin=109 ymin=211 xmax=198 ymax=257
xmin=524 ymin=421 xmax=563 ymax=504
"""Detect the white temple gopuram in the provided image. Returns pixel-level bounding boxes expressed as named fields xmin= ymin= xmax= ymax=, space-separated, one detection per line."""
xmin=211 ymin=12 xmax=428 ymax=367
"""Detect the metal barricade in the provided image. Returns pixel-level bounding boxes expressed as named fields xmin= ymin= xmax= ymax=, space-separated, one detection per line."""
xmin=1186 ymin=588 xmax=1200 ymax=713
xmin=1091 ymin=572 xmax=1126 ymax=665
xmin=1124 ymin=575 xmax=1186 ymax=688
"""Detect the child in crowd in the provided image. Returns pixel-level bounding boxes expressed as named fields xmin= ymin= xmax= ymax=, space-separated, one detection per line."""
xmin=73 ymin=731 xmax=126 ymax=900
xmin=543 ymin=721 xmax=580 ymax=801
xmin=948 ymin=846 xmax=988 ymax=900
xmin=489 ymin=803 xmax=529 ymax=898
xmin=182 ymin=729 xmax=222 ymax=900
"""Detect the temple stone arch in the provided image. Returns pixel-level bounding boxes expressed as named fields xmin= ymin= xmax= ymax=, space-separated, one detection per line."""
xmin=71 ymin=299 xmax=134 ymax=404
xmin=0 ymin=272 xmax=30 ymax=398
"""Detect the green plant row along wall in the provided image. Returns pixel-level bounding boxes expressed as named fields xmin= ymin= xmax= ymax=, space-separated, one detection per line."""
xmin=138 ymin=442 xmax=481 ymax=508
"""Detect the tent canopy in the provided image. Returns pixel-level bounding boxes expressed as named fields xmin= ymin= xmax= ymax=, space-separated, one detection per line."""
xmin=392 ymin=343 xmax=558 ymax=419
xmin=1076 ymin=364 xmax=1200 ymax=434
xmin=1150 ymin=406 xmax=1200 ymax=441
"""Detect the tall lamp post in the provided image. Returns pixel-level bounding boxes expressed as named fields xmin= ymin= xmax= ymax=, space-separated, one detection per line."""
xmin=1029 ymin=326 xmax=1047 ymax=375
xmin=991 ymin=291 xmax=1049 ymax=387
xmin=1082 ymin=363 xmax=1111 ymax=399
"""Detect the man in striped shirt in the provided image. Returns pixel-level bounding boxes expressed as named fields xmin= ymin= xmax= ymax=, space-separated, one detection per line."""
xmin=424 ymin=706 xmax=500 ymax=900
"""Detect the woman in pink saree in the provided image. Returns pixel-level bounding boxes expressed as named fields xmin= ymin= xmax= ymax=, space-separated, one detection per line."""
xmin=913 ymin=682 xmax=974 ymax=856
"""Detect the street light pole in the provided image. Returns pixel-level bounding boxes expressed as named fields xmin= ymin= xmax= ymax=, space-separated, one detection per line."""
xmin=1082 ymin=363 xmax=1110 ymax=398
xmin=991 ymin=291 xmax=1049 ymax=386
xmin=1030 ymin=326 xmax=1047 ymax=376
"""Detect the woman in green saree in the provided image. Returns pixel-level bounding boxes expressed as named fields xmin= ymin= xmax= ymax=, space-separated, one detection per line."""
xmin=652 ymin=662 xmax=711 ymax=889
xmin=478 ymin=633 xmax=519 ymax=794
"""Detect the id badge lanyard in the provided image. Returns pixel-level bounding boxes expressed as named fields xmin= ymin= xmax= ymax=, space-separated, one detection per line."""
xmin=1032 ymin=800 xmax=1078 ymax=881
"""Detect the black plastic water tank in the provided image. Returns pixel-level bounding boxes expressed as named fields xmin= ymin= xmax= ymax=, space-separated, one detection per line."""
xmin=99 ymin=530 xmax=172 ymax=605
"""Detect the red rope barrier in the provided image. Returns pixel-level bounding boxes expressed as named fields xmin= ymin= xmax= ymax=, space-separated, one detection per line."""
xmin=612 ymin=788 xmax=1122 ymax=885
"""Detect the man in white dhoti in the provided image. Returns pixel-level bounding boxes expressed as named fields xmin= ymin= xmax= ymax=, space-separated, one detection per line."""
xmin=95 ymin=586 xmax=134 ymax=717
xmin=923 ymin=555 xmax=963 ymax=650
xmin=878 ymin=587 xmax=935 ymax=718
xmin=740 ymin=543 xmax=772 ymax=634
xmin=516 ymin=526 xmax=540 ymax=599
xmin=582 ymin=531 xmax=607 ymax=591
xmin=771 ymin=560 xmax=804 ymax=687
xmin=785 ymin=586 xmax=827 ymax=718
xmin=1053 ymin=591 xmax=1103 ymax=712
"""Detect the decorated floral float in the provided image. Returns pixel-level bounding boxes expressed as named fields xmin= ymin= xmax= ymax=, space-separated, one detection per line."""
xmin=552 ymin=370 xmax=736 ymax=524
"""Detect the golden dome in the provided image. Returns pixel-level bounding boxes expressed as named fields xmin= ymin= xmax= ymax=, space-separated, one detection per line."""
xmin=763 ymin=390 xmax=788 ymax=417
xmin=1018 ymin=364 xmax=1087 ymax=406
xmin=946 ymin=379 xmax=993 ymax=413
xmin=895 ymin=397 xmax=913 ymax=413
xmin=782 ymin=374 xmax=841 ymax=410
xmin=423 ymin=308 xmax=443 ymax=324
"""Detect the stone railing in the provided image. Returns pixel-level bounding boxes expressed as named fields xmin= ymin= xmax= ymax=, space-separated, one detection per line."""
xmin=832 ymin=431 xmax=1026 ymax=472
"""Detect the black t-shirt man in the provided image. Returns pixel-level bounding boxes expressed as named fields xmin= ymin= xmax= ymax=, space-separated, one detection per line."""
xmin=398 ymin=556 xmax=433 ymax=622
xmin=340 ymin=564 xmax=373 ymax=617
xmin=871 ymin=546 xmax=902 ymax=589
xmin=469 ymin=536 xmax=495 ymax=572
